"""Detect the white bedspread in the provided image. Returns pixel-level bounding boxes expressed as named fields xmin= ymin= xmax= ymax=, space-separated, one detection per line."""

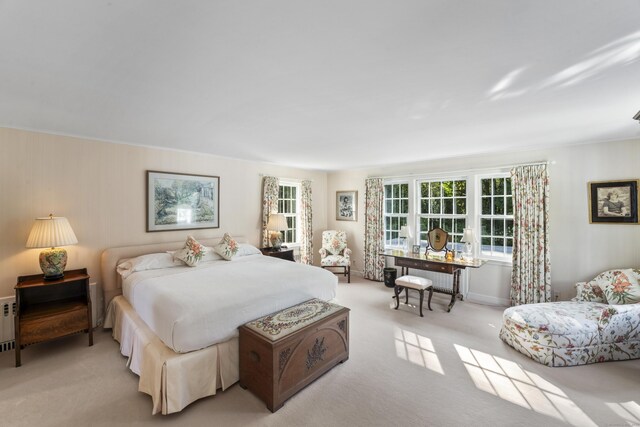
xmin=122 ymin=254 xmax=337 ymax=353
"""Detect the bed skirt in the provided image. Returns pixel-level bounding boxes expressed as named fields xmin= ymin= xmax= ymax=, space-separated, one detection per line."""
xmin=104 ymin=296 xmax=239 ymax=414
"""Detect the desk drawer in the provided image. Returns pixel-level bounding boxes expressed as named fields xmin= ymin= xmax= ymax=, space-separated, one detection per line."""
xmin=395 ymin=258 xmax=455 ymax=274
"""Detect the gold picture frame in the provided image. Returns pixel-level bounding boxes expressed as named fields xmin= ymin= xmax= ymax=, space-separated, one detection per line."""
xmin=336 ymin=190 xmax=357 ymax=221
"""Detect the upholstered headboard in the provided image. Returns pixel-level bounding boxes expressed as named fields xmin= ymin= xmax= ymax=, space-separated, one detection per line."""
xmin=100 ymin=236 xmax=247 ymax=306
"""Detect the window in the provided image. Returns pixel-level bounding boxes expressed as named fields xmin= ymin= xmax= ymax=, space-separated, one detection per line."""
xmin=278 ymin=182 xmax=300 ymax=244
xmin=418 ymin=179 xmax=467 ymax=251
xmin=479 ymin=176 xmax=513 ymax=257
xmin=384 ymin=183 xmax=409 ymax=247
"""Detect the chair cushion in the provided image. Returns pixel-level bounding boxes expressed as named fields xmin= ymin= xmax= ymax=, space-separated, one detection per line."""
xmin=395 ymin=275 xmax=433 ymax=290
xmin=321 ymin=255 xmax=350 ymax=267
xmin=502 ymin=301 xmax=609 ymax=348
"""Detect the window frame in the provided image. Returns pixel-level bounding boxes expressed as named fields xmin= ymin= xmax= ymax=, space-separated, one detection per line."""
xmin=477 ymin=173 xmax=514 ymax=261
xmin=278 ymin=180 xmax=301 ymax=246
xmin=382 ymin=169 xmax=514 ymax=264
xmin=416 ymin=177 xmax=468 ymax=253
xmin=383 ymin=181 xmax=410 ymax=249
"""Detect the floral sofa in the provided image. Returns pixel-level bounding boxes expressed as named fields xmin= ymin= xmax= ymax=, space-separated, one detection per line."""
xmin=499 ymin=269 xmax=640 ymax=367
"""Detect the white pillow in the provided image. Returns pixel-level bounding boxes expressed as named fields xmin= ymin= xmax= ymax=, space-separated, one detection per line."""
xmin=117 ymin=253 xmax=184 ymax=279
xmin=234 ymin=243 xmax=262 ymax=258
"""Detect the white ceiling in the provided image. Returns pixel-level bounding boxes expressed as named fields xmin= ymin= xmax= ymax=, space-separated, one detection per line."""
xmin=1 ymin=1 xmax=639 ymax=171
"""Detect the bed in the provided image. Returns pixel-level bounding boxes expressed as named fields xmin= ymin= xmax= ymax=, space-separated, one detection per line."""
xmin=101 ymin=237 xmax=338 ymax=414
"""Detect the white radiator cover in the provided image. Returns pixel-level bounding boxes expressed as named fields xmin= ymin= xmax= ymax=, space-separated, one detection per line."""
xmin=0 ymin=296 xmax=16 ymax=353
xmin=0 ymin=282 xmax=100 ymax=353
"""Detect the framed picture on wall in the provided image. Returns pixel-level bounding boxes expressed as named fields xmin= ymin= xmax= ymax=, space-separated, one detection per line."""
xmin=588 ymin=179 xmax=639 ymax=224
xmin=147 ymin=170 xmax=220 ymax=232
xmin=336 ymin=190 xmax=357 ymax=221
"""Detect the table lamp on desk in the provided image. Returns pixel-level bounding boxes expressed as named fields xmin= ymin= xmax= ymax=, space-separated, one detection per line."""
xmin=399 ymin=226 xmax=411 ymax=252
xmin=460 ymin=228 xmax=476 ymax=261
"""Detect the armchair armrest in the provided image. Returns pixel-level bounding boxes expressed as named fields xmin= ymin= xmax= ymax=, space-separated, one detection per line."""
xmin=319 ymin=248 xmax=328 ymax=258
xmin=343 ymin=248 xmax=352 ymax=259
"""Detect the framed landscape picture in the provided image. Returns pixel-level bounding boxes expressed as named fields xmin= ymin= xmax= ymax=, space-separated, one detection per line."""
xmin=588 ymin=179 xmax=639 ymax=224
xmin=147 ymin=171 xmax=220 ymax=232
xmin=336 ymin=190 xmax=357 ymax=221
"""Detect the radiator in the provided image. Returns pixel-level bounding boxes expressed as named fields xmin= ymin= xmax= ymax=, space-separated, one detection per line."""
xmin=0 ymin=296 xmax=16 ymax=353
xmin=0 ymin=282 xmax=100 ymax=353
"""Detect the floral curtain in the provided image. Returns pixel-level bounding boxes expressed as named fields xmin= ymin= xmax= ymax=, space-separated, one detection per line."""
xmin=364 ymin=178 xmax=385 ymax=281
xmin=261 ymin=176 xmax=279 ymax=247
xmin=510 ymin=164 xmax=550 ymax=305
xmin=299 ymin=180 xmax=313 ymax=264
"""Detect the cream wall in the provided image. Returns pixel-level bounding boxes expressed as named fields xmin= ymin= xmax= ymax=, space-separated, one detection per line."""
xmin=0 ymin=128 xmax=329 ymax=317
xmin=327 ymin=139 xmax=640 ymax=305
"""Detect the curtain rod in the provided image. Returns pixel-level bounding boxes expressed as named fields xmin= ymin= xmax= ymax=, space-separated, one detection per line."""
xmin=368 ymin=160 xmax=553 ymax=180
xmin=258 ymin=174 xmax=313 ymax=182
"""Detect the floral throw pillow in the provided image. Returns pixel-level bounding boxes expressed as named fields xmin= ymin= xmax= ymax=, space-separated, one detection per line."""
xmin=574 ymin=281 xmax=607 ymax=303
xmin=174 ymin=236 xmax=206 ymax=267
xmin=323 ymin=231 xmax=347 ymax=255
xmin=214 ymin=233 xmax=239 ymax=260
xmin=602 ymin=269 xmax=640 ymax=305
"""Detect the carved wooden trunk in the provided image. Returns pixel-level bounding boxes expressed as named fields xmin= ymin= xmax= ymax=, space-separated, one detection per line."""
xmin=239 ymin=299 xmax=349 ymax=412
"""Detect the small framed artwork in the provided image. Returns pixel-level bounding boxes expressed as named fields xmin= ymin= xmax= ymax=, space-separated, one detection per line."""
xmin=412 ymin=245 xmax=421 ymax=254
xmin=336 ymin=190 xmax=357 ymax=221
xmin=588 ymin=179 xmax=639 ymax=224
xmin=147 ymin=171 xmax=220 ymax=232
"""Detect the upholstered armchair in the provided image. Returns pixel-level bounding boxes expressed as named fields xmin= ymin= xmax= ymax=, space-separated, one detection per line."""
xmin=319 ymin=230 xmax=352 ymax=283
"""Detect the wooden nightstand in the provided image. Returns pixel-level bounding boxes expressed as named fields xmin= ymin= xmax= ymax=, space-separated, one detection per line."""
xmin=259 ymin=247 xmax=295 ymax=262
xmin=14 ymin=268 xmax=93 ymax=367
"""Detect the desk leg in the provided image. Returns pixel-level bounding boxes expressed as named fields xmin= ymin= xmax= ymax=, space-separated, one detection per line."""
xmin=447 ymin=270 xmax=462 ymax=312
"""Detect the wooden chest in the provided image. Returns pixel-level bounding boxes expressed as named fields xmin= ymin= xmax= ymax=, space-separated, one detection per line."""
xmin=239 ymin=299 xmax=349 ymax=412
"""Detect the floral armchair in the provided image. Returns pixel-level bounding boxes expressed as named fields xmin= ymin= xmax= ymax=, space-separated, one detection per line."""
xmin=499 ymin=268 xmax=640 ymax=367
xmin=319 ymin=230 xmax=352 ymax=283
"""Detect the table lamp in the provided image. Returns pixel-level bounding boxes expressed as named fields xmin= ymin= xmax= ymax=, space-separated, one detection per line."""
xmin=460 ymin=228 xmax=476 ymax=261
xmin=26 ymin=214 xmax=78 ymax=280
xmin=399 ymin=226 xmax=411 ymax=252
xmin=267 ymin=213 xmax=288 ymax=249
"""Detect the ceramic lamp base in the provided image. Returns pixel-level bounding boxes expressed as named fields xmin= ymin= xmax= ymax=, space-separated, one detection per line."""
xmin=39 ymin=247 xmax=67 ymax=280
xmin=269 ymin=232 xmax=282 ymax=250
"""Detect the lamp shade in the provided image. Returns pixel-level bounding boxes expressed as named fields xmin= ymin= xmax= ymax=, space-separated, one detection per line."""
xmin=399 ymin=226 xmax=411 ymax=238
xmin=460 ymin=228 xmax=477 ymax=243
xmin=267 ymin=213 xmax=288 ymax=231
xmin=26 ymin=215 xmax=78 ymax=249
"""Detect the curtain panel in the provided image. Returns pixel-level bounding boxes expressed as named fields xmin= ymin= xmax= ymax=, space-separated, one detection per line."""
xmin=364 ymin=178 xmax=385 ymax=281
xmin=510 ymin=164 xmax=550 ymax=305
xmin=300 ymin=180 xmax=313 ymax=265
xmin=261 ymin=176 xmax=279 ymax=247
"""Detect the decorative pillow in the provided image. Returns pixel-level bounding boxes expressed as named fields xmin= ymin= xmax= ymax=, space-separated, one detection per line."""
xmin=602 ymin=269 xmax=640 ymax=305
xmin=214 ymin=233 xmax=239 ymax=260
xmin=117 ymin=253 xmax=184 ymax=279
xmin=168 ymin=247 xmax=223 ymax=263
xmin=174 ymin=236 xmax=206 ymax=267
xmin=574 ymin=281 xmax=607 ymax=303
xmin=323 ymin=232 xmax=346 ymax=255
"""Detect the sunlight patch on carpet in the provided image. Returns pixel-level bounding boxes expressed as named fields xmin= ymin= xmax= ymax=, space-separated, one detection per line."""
xmin=606 ymin=401 xmax=640 ymax=425
xmin=394 ymin=328 xmax=444 ymax=375
xmin=454 ymin=344 xmax=596 ymax=427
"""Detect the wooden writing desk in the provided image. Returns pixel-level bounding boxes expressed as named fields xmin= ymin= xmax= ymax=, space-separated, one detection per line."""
xmin=381 ymin=250 xmax=485 ymax=312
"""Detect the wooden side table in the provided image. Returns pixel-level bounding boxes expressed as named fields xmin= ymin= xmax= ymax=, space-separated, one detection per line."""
xmin=259 ymin=247 xmax=295 ymax=262
xmin=14 ymin=268 xmax=93 ymax=367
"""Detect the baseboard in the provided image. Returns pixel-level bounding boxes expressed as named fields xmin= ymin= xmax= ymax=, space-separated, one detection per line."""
xmin=465 ymin=292 xmax=509 ymax=307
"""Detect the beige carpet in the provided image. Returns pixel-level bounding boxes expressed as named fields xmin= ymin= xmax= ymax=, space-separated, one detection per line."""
xmin=1 ymin=275 xmax=638 ymax=427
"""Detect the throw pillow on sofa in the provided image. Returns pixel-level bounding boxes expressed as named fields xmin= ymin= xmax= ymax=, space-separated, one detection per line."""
xmin=602 ymin=269 xmax=640 ymax=304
